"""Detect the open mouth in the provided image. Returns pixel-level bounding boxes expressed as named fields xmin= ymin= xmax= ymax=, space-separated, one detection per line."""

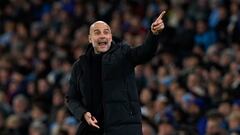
xmin=98 ymin=41 xmax=107 ymax=46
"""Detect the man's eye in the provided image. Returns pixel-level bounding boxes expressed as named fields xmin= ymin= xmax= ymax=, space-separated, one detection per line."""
xmin=104 ymin=31 xmax=109 ymax=34
xmin=94 ymin=32 xmax=100 ymax=35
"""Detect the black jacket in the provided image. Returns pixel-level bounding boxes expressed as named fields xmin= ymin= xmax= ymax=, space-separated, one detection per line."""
xmin=65 ymin=31 xmax=159 ymax=135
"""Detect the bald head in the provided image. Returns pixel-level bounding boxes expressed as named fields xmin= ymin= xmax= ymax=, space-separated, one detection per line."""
xmin=89 ymin=21 xmax=111 ymax=34
xmin=88 ymin=21 xmax=112 ymax=54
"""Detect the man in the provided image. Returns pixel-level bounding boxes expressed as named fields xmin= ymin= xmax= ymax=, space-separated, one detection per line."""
xmin=66 ymin=11 xmax=166 ymax=135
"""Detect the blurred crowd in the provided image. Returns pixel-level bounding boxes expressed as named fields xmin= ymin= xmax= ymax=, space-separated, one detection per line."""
xmin=0 ymin=0 xmax=240 ymax=135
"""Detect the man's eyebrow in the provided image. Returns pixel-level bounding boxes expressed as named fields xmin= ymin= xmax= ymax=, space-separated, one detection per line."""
xmin=93 ymin=29 xmax=100 ymax=32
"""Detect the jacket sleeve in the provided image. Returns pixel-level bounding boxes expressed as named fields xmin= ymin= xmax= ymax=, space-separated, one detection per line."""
xmin=127 ymin=31 xmax=159 ymax=65
xmin=65 ymin=61 xmax=87 ymax=121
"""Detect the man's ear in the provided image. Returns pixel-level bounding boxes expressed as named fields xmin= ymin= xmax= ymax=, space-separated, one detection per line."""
xmin=88 ymin=35 xmax=92 ymax=43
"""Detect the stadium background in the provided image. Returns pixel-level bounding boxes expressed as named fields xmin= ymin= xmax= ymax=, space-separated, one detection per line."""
xmin=0 ymin=0 xmax=240 ymax=135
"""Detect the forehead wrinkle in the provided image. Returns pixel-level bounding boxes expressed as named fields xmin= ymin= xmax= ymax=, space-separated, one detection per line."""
xmin=89 ymin=21 xmax=111 ymax=34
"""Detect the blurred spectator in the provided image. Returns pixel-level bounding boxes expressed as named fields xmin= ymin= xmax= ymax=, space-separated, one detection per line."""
xmin=0 ymin=111 xmax=6 ymax=135
xmin=157 ymin=119 xmax=175 ymax=135
xmin=29 ymin=121 xmax=48 ymax=135
xmin=12 ymin=94 xmax=31 ymax=134
xmin=0 ymin=91 xmax=11 ymax=116
xmin=30 ymin=101 xmax=49 ymax=129
xmin=195 ymin=19 xmax=217 ymax=50
xmin=228 ymin=1 xmax=240 ymax=43
xmin=140 ymin=87 xmax=154 ymax=119
xmin=56 ymin=128 xmax=69 ymax=135
xmin=0 ymin=21 xmax=15 ymax=47
xmin=205 ymin=110 xmax=227 ymax=135
xmin=153 ymin=95 xmax=170 ymax=125
xmin=50 ymin=88 xmax=65 ymax=122
xmin=50 ymin=107 xmax=68 ymax=135
xmin=2 ymin=114 xmax=21 ymax=135
xmin=228 ymin=111 xmax=240 ymax=134
xmin=62 ymin=116 xmax=78 ymax=135
xmin=12 ymin=94 xmax=29 ymax=114
xmin=142 ymin=120 xmax=156 ymax=135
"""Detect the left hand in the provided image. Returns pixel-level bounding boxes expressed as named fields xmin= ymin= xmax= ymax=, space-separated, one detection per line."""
xmin=151 ymin=11 xmax=166 ymax=35
xmin=84 ymin=112 xmax=100 ymax=129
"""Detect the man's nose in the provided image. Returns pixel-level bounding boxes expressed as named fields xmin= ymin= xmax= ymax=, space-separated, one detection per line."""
xmin=99 ymin=34 xmax=106 ymax=38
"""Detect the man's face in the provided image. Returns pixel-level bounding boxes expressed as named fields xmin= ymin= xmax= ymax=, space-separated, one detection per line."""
xmin=89 ymin=21 xmax=112 ymax=54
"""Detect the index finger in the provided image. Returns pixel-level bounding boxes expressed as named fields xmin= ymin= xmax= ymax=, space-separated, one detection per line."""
xmin=91 ymin=121 xmax=100 ymax=129
xmin=157 ymin=11 xmax=166 ymax=20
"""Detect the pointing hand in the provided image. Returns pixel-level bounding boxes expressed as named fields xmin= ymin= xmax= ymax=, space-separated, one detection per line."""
xmin=151 ymin=11 xmax=166 ymax=35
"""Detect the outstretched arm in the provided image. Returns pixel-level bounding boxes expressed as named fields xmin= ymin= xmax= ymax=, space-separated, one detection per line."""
xmin=127 ymin=11 xmax=166 ymax=65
